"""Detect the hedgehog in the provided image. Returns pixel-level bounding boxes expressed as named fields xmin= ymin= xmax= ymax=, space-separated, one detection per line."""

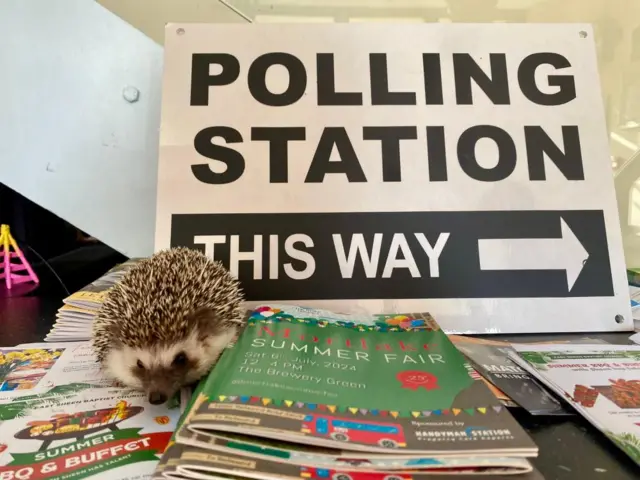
xmin=92 ymin=247 xmax=245 ymax=405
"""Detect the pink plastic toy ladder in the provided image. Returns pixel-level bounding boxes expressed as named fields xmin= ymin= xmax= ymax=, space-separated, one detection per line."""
xmin=0 ymin=224 xmax=39 ymax=289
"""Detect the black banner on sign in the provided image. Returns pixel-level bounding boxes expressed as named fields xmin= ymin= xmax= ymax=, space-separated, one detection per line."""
xmin=170 ymin=210 xmax=613 ymax=301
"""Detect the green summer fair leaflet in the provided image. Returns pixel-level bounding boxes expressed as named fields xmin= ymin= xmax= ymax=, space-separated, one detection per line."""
xmin=201 ymin=319 xmax=474 ymax=412
xmin=155 ymin=342 xmax=244 ymax=474
xmin=168 ymin=340 xmax=244 ymax=438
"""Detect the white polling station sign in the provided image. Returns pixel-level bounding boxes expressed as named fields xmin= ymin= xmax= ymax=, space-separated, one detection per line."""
xmin=155 ymin=23 xmax=631 ymax=334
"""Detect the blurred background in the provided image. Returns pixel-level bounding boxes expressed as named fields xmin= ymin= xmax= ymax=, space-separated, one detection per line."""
xmin=3 ymin=0 xmax=640 ymax=292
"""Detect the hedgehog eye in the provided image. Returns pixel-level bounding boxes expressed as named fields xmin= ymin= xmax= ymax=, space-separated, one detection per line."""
xmin=173 ymin=352 xmax=187 ymax=367
xmin=136 ymin=360 xmax=145 ymax=370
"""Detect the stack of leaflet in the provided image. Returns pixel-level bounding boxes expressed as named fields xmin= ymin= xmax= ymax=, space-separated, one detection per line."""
xmin=45 ymin=259 xmax=140 ymax=342
xmin=451 ymin=335 xmax=610 ymax=415
xmin=154 ymin=304 xmax=543 ymax=480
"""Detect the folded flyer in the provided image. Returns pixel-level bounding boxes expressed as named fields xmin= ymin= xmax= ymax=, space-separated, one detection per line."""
xmin=454 ymin=342 xmax=570 ymax=415
xmin=162 ymin=441 xmax=542 ymax=480
xmin=0 ymin=386 xmax=180 ymax=480
xmin=157 ymin=304 xmax=537 ymax=478
xmin=156 ymin=443 xmax=545 ymax=480
xmin=509 ymin=344 xmax=640 ymax=466
xmin=174 ymin=425 xmax=532 ymax=473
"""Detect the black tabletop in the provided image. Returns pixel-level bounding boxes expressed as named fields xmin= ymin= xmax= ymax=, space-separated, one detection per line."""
xmin=0 ymin=294 xmax=639 ymax=479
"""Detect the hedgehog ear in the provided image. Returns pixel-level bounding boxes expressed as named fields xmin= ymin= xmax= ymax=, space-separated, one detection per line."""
xmin=188 ymin=307 xmax=225 ymax=341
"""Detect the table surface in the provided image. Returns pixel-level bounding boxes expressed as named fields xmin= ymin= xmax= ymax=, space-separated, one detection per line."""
xmin=1 ymin=294 xmax=639 ymax=479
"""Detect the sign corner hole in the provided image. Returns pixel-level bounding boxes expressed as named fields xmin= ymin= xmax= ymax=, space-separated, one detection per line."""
xmin=177 ymin=27 xmax=186 ymax=36
xmin=579 ymin=30 xmax=588 ymax=38
xmin=614 ymin=314 xmax=624 ymax=324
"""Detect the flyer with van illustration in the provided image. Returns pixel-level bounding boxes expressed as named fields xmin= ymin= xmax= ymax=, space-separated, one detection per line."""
xmin=156 ymin=305 xmax=537 ymax=478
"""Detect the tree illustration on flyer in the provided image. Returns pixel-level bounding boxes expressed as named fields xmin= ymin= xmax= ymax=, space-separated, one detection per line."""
xmin=0 ymin=384 xmax=100 ymax=422
xmin=208 ymin=313 xmax=476 ymax=413
xmin=608 ymin=431 xmax=640 ymax=464
xmin=0 ymin=388 xmax=179 ymax=480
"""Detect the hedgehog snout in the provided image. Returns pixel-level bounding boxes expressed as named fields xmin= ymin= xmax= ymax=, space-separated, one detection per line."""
xmin=149 ymin=391 xmax=168 ymax=405
xmin=143 ymin=374 xmax=182 ymax=405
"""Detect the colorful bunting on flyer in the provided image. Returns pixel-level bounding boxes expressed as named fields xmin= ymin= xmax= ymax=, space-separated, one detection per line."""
xmin=246 ymin=310 xmax=439 ymax=333
xmin=213 ymin=396 xmax=497 ymax=418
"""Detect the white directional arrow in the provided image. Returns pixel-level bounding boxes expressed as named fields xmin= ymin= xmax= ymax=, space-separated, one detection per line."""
xmin=478 ymin=218 xmax=589 ymax=292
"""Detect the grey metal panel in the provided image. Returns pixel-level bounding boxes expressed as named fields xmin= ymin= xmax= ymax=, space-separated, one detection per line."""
xmin=0 ymin=0 xmax=164 ymax=257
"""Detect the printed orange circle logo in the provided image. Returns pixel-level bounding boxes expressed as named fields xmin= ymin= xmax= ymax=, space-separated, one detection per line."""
xmin=396 ymin=370 xmax=440 ymax=391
